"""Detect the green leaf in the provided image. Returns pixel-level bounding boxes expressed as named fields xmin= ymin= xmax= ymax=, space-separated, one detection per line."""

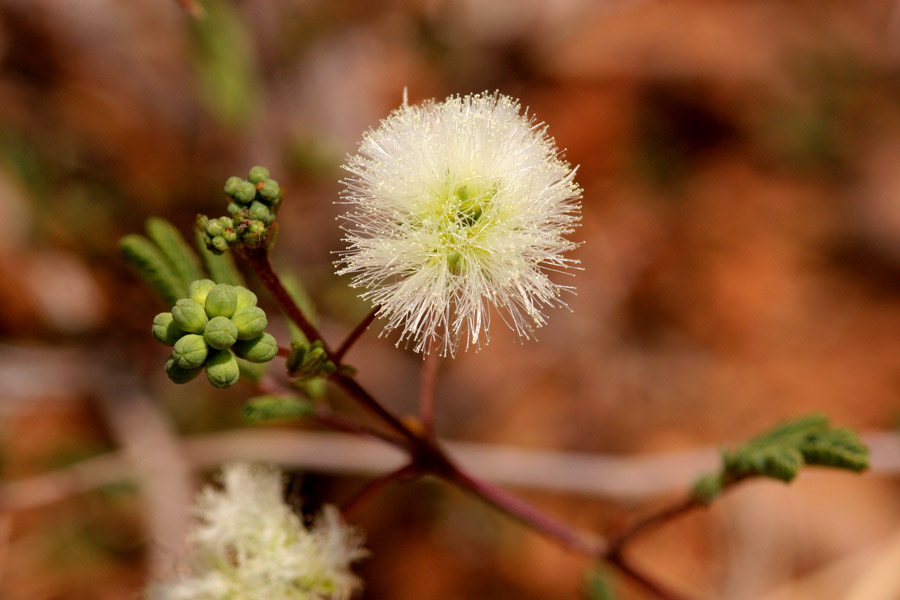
xmin=722 ymin=414 xmax=869 ymax=484
xmin=146 ymin=217 xmax=204 ymax=291
xmin=195 ymin=229 xmax=244 ymax=286
xmin=119 ymin=234 xmax=185 ymax=305
xmin=243 ymin=395 xmax=314 ymax=424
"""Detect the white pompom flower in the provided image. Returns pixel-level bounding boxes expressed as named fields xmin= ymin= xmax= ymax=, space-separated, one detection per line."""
xmin=336 ymin=91 xmax=582 ymax=356
xmin=148 ymin=463 xmax=367 ymax=600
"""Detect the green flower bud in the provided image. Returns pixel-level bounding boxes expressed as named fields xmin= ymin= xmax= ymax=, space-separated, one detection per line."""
xmin=188 ymin=279 xmax=216 ymax=306
xmin=231 ymin=306 xmax=267 ymax=340
xmin=152 ymin=312 xmax=184 ymax=346
xmin=196 ymin=214 xmax=209 ymax=231
xmin=200 ymin=231 xmax=213 ymax=247
xmin=227 ymin=202 xmax=243 ymax=216
xmin=165 ymin=356 xmax=203 ymax=384
xmin=259 ymin=180 xmax=280 ymax=203
xmin=205 ymin=283 xmax=238 ymax=318
xmin=206 ymin=349 xmax=240 ymax=388
xmin=204 ymin=315 xmax=239 ymax=349
xmin=235 ymin=286 xmax=257 ymax=310
xmin=249 ymin=201 xmax=270 ymax=223
xmin=172 ymin=298 xmax=208 ymax=333
xmin=248 ymin=221 xmax=266 ymax=234
xmin=206 ymin=219 xmax=224 ymax=237
xmin=211 ymin=235 xmax=228 ymax=252
xmin=223 ymin=228 xmax=238 ymax=243
xmin=234 ymin=180 xmax=257 ymax=204
xmin=172 ymin=333 xmax=209 ymax=369
xmin=248 ymin=166 xmax=270 ymax=184
xmin=224 ymin=176 xmax=242 ymax=197
xmin=233 ymin=332 xmax=277 ymax=363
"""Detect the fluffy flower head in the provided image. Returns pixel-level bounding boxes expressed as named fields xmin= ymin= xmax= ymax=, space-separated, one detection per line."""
xmin=337 ymin=91 xmax=581 ymax=356
xmin=148 ymin=463 xmax=366 ymax=600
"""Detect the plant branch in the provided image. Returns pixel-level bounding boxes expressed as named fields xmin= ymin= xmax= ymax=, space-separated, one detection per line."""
xmin=606 ymin=476 xmax=746 ymax=557
xmin=330 ymin=373 xmax=422 ymax=448
xmin=607 ymin=553 xmax=694 ymax=600
xmin=443 ymin=461 xmax=605 ymax=556
xmin=238 ymin=246 xmax=332 ymax=354
xmin=334 ymin=308 xmax=379 ymax=364
xmin=419 ymin=353 xmax=439 ymax=436
xmin=341 ymin=463 xmax=421 ymax=517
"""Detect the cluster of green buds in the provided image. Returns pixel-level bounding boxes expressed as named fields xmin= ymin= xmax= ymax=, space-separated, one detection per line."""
xmin=197 ymin=166 xmax=283 ymax=253
xmin=152 ymin=279 xmax=278 ymax=388
xmin=287 ymin=340 xmax=336 ymax=380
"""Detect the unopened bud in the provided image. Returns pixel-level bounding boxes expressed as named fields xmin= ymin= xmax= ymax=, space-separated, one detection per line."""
xmin=231 ymin=306 xmax=267 ymax=340
xmin=206 ymin=219 xmax=224 ymax=237
xmin=205 ymin=349 xmax=240 ymax=388
xmin=204 ymin=315 xmax=239 ymax=350
xmin=259 ymin=180 xmax=280 ymax=203
xmin=248 ymin=166 xmax=270 ymax=184
xmin=233 ymin=332 xmax=277 ymax=363
xmin=249 ymin=201 xmax=270 ymax=223
xmin=234 ymin=181 xmax=257 ymax=204
xmin=235 ymin=286 xmax=257 ymax=310
xmin=211 ymin=235 xmax=228 ymax=252
xmin=152 ymin=312 xmax=184 ymax=346
xmin=188 ymin=279 xmax=216 ymax=306
xmin=172 ymin=298 xmax=208 ymax=333
xmin=205 ymin=283 xmax=238 ymax=318
xmin=165 ymin=356 xmax=203 ymax=384
xmin=223 ymin=176 xmax=242 ymax=197
xmin=173 ymin=333 xmax=209 ymax=369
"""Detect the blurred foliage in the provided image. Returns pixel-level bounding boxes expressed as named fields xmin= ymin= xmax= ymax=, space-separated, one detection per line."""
xmin=190 ymin=0 xmax=261 ymax=127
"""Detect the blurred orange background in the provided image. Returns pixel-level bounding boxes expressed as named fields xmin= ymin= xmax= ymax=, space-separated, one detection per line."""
xmin=2 ymin=1 xmax=900 ymax=599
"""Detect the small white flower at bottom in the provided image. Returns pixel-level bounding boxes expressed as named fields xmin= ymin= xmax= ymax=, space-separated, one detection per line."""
xmin=147 ymin=463 xmax=366 ymax=600
xmin=336 ymin=91 xmax=582 ymax=356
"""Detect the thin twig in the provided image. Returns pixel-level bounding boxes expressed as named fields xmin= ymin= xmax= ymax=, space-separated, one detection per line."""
xmin=254 ymin=376 xmax=405 ymax=448
xmin=331 ymin=373 xmax=422 ymax=447
xmin=444 ymin=461 xmax=606 ymax=556
xmin=606 ymin=477 xmax=745 ymax=557
xmin=334 ymin=308 xmax=379 ymax=364
xmin=277 ymin=346 xmax=291 ymax=358
xmin=341 ymin=463 xmax=420 ymax=518
xmin=419 ymin=353 xmax=439 ymax=436
xmin=607 ymin=553 xmax=694 ymax=600
xmin=239 ymin=247 xmax=331 ymax=354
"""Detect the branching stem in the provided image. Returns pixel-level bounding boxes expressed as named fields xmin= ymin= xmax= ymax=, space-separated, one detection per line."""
xmin=242 ymin=247 xmax=702 ymax=600
xmin=334 ymin=308 xmax=379 ymax=364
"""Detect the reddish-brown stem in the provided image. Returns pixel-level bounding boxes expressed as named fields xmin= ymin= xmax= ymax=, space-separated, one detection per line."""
xmin=313 ymin=407 xmax=407 ymax=448
xmin=331 ymin=373 xmax=421 ymax=449
xmin=277 ymin=346 xmax=290 ymax=358
xmin=253 ymin=376 xmax=404 ymax=448
xmin=444 ymin=461 xmax=605 ymax=556
xmin=606 ymin=477 xmax=744 ymax=558
xmin=241 ymin=248 xmax=699 ymax=600
xmin=341 ymin=463 xmax=420 ymax=518
xmin=334 ymin=308 xmax=379 ymax=364
xmin=607 ymin=553 xmax=693 ymax=600
xmin=239 ymin=247 xmax=332 ymax=355
xmin=419 ymin=353 xmax=439 ymax=436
